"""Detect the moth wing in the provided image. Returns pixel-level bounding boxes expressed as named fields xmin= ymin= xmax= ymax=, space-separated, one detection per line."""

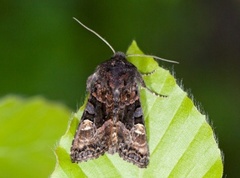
xmin=117 ymin=98 xmax=149 ymax=168
xmin=70 ymin=95 xmax=112 ymax=162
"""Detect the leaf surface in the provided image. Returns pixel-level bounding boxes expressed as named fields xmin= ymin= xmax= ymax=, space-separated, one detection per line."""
xmin=51 ymin=41 xmax=223 ymax=178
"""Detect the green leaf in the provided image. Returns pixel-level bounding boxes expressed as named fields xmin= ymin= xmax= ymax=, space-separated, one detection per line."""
xmin=0 ymin=95 xmax=70 ymax=178
xmin=51 ymin=41 xmax=223 ymax=178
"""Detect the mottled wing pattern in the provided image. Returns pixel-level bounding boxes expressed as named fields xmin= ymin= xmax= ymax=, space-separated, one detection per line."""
xmin=70 ymin=94 xmax=111 ymax=162
xmin=116 ymin=80 xmax=149 ymax=168
xmin=71 ymin=52 xmax=149 ymax=168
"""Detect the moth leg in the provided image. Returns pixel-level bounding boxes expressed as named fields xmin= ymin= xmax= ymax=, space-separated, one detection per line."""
xmin=141 ymin=69 xmax=157 ymax=76
xmin=136 ymin=70 xmax=168 ymax=97
xmin=140 ymin=85 xmax=167 ymax=98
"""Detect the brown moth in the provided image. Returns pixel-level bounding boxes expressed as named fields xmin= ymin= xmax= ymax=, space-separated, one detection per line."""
xmin=71 ymin=51 xmax=149 ymax=168
xmin=70 ymin=18 xmax=177 ymax=168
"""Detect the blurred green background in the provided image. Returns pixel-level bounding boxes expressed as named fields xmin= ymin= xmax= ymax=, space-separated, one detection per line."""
xmin=0 ymin=0 xmax=239 ymax=177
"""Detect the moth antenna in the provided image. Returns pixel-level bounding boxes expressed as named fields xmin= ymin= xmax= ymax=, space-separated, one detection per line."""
xmin=127 ymin=54 xmax=179 ymax=64
xmin=73 ymin=17 xmax=115 ymax=54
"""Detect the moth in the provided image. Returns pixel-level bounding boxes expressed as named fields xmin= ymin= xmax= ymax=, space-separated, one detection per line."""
xmin=70 ymin=18 xmax=177 ymax=168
